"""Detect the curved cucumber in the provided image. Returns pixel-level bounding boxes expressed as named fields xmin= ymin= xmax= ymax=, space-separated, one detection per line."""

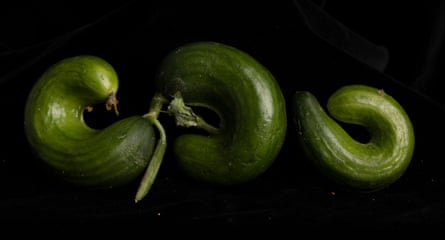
xmin=155 ymin=41 xmax=287 ymax=185
xmin=292 ymin=84 xmax=415 ymax=191
xmin=24 ymin=55 xmax=156 ymax=189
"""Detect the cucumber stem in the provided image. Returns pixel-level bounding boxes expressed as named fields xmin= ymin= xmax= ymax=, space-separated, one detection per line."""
xmin=167 ymin=92 xmax=219 ymax=135
xmin=105 ymin=91 xmax=120 ymax=116
xmin=134 ymin=90 xmax=221 ymax=203
xmin=134 ymin=94 xmax=168 ymax=203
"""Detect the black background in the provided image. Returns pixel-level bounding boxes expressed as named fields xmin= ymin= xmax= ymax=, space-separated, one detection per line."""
xmin=1 ymin=0 xmax=445 ymax=229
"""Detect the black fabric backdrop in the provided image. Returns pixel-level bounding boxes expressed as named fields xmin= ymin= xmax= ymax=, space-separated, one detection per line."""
xmin=1 ymin=0 xmax=445 ymax=229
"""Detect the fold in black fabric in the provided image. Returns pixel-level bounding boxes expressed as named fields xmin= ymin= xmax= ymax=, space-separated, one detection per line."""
xmin=293 ymin=0 xmax=389 ymax=72
xmin=0 ymin=1 xmax=133 ymax=85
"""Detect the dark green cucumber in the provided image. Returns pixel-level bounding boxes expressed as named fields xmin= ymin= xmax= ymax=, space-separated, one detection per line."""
xmin=292 ymin=84 xmax=415 ymax=191
xmin=24 ymin=55 xmax=156 ymax=189
xmin=155 ymin=41 xmax=287 ymax=185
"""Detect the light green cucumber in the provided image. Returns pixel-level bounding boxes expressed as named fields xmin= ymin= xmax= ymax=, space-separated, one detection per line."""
xmin=292 ymin=84 xmax=415 ymax=191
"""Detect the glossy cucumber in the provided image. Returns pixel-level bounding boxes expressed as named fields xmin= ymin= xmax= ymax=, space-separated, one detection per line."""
xmin=154 ymin=41 xmax=287 ymax=185
xmin=24 ymin=55 xmax=157 ymax=189
xmin=292 ymin=84 xmax=415 ymax=191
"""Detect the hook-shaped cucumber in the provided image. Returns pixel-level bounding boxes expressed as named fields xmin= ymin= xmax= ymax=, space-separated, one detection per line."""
xmin=155 ymin=41 xmax=287 ymax=185
xmin=24 ymin=55 xmax=157 ymax=190
xmin=292 ymin=84 xmax=415 ymax=191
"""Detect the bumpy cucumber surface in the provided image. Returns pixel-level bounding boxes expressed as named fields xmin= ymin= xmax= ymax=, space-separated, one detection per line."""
xmin=292 ymin=84 xmax=415 ymax=191
xmin=24 ymin=55 xmax=156 ymax=189
xmin=155 ymin=41 xmax=287 ymax=185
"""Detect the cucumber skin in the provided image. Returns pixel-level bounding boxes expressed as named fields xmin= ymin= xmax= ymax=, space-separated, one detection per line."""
xmin=292 ymin=85 xmax=415 ymax=191
xmin=156 ymin=41 xmax=287 ymax=185
xmin=24 ymin=55 xmax=156 ymax=189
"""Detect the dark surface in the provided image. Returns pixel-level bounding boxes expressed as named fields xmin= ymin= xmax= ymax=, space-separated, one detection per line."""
xmin=1 ymin=0 xmax=445 ymax=228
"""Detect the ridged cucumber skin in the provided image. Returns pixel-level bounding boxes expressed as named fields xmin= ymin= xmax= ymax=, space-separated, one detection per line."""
xmin=155 ymin=41 xmax=287 ymax=185
xmin=24 ymin=55 xmax=156 ymax=189
xmin=292 ymin=84 xmax=415 ymax=191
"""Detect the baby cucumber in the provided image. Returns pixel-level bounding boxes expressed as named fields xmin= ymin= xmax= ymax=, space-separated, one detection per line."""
xmin=292 ymin=84 xmax=415 ymax=191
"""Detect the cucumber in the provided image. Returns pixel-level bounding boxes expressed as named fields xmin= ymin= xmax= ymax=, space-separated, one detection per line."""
xmin=154 ymin=41 xmax=287 ymax=185
xmin=24 ymin=55 xmax=157 ymax=189
xmin=292 ymin=84 xmax=415 ymax=191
